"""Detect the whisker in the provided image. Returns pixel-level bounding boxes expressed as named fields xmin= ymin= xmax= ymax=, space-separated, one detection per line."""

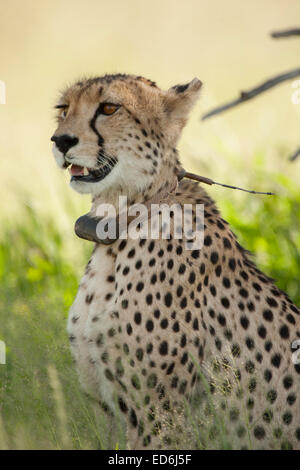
xmin=97 ymin=151 xmax=118 ymax=170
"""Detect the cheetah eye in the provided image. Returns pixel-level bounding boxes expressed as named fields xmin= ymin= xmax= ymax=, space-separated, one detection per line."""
xmin=61 ymin=108 xmax=68 ymax=119
xmin=100 ymin=103 xmax=120 ymax=116
xmin=55 ymin=104 xmax=69 ymax=119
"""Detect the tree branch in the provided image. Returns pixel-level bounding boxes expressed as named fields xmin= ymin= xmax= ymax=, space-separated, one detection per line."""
xmin=201 ymin=67 xmax=300 ymax=120
xmin=271 ymin=28 xmax=300 ymax=39
xmin=289 ymin=147 xmax=300 ymax=161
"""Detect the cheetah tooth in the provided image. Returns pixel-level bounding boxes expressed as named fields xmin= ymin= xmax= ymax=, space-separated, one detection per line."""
xmin=83 ymin=167 xmax=89 ymax=176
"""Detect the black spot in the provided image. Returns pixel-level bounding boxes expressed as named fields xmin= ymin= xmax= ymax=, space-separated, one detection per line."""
xmin=239 ymin=288 xmax=248 ymax=299
xmin=253 ymin=282 xmax=262 ymax=292
xmin=256 ymin=352 xmax=263 ymax=363
xmin=228 ymin=258 xmax=236 ymax=271
xmin=128 ymin=248 xmax=135 ymax=258
xmin=221 ymin=297 xmax=230 ymax=309
xmin=180 ymin=334 xmax=187 ymax=348
xmin=240 ymin=270 xmax=249 ymax=281
xmin=215 ymin=265 xmax=222 ymax=277
xmin=287 ymin=393 xmax=296 ymax=406
xmin=222 ymin=277 xmax=231 ymax=288
xmin=181 ymin=352 xmax=188 ymax=365
xmin=222 ymin=237 xmax=231 ymax=250
xmin=118 ymin=397 xmax=128 ymax=413
xmin=264 ymin=369 xmax=272 ymax=383
xmin=160 ymin=318 xmax=168 ymax=329
xmin=154 ymin=309 xmax=160 ymax=319
xmin=146 ymin=294 xmax=153 ymax=305
xmin=263 ymin=310 xmax=273 ymax=322
xmin=283 ymin=376 xmax=293 ymax=390
xmin=185 ymin=311 xmax=192 ymax=322
xmin=253 ymin=426 xmax=265 ymax=440
xmin=171 ymin=376 xmax=178 ymax=388
xmin=279 ymin=324 xmax=290 ymax=339
xmin=159 ymin=341 xmax=168 ymax=355
xmin=176 ymin=245 xmax=183 ymax=255
xmin=265 ymin=341 xmax=272 ymax=352
xmin=178 ymin=264 xmax=186 ymax=274
xmin=134 ymin=312 xmax=142 ymax=325
xmin=210 ymin=252 xmax=219 ymax=264
xmin=266 ymin=297 xmax=278 ymax=308
xmin=175 ymin=292 xmax=185 ymax=308
xmin=247 ymin=398 xmax=254 ymax=410
xmin=245 ymin=337 xmax=255 ymax=350
xmin=118 ymin=240 xmax=127 ymax=251
xmin=148 ymin=241 xmax=155 ymax=253
xmin=130 ymin=409 xmax=138 ymax=427
xmin=204 ymin=235 xmax=212 ymax=246
xmin=271 ymin=353 xmax=281 ymax=368
xmin=248 ymin=377 xmax=256 ymax=392
xmin=146 ymin=343 xmax=153 ymax=354
xmin=85 ymin=294 xmax=94 ymax=304
xmin=210 ymin=285 xmax=216 ymax=297
xmin=286 ymin=314 xmax=295 ymax=325
xmin=262 ymin=409 xmax=273 ymax=423
xmin=282 ymin=412 xmax=292 ymax=425
xmin=164 ymin=292 xmax=172 ymax=307
xmin=240 ymin=316 xmax=249 ymax=329
xmin=104 ymin=369 xmax=114 ymax=381
xmin=146 ymin=320 xmax=154 ymax=332
xmin=167 ymin=259 xmax=174 ymax=270
xmin=258 ymin=325 xmax=267 ymax=338
xmin=217 ymin=314 xmax=226 ymax=327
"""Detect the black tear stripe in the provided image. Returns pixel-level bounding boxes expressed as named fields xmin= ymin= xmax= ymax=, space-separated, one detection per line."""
xmin=90 ymin=104 xmax=105 ymax=146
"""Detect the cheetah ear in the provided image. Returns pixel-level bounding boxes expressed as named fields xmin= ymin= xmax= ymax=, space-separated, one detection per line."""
xmin=163 ymin=78 xmax=202 ymax=139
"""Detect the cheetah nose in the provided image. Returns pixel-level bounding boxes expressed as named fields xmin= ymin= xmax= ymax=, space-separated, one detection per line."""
xmin=51 ymin=134 xmax=79 ymax=155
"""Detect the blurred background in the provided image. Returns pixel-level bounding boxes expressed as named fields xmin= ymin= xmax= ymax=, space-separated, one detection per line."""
xmin=0 ymin=0 xmax=299 ymax=449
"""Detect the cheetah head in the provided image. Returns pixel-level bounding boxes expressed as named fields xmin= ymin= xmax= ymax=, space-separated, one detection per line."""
xmin=51 ymin=74 xmax=202 ymax=198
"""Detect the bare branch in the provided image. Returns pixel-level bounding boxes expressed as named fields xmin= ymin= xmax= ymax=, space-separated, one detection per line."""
xmin=201 ymin=67 xmax=300 ymax=120
xmin=271 ymin=28 xmax=300 ymax=39
xmin=289 ymin=147 xmax=300 ymax=161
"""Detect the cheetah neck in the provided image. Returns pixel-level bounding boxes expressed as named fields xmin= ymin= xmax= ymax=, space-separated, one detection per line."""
xmin=90 ymin=148 xmax=181 ymax=217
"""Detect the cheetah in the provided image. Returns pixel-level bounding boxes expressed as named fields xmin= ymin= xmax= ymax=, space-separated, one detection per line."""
xmin=51 ymin=74 xmax=300 ymax=450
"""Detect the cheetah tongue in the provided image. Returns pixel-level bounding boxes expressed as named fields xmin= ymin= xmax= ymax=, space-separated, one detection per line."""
xmin=69 ymin=164 xmax=85 ymax=176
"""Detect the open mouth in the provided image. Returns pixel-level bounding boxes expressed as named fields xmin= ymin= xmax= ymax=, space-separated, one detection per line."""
xmin=68 ymin=162 xmax=116 ymax=183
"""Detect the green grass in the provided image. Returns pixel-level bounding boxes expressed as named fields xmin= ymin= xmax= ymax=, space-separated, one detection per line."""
xmin=0 ymin=170 xmax=299 ymax=449
xmin=0 ymin=205 xmax=109 ymax=449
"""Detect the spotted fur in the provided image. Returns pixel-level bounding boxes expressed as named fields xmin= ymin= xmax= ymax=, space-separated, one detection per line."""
xmin=52 ymin=74 xmax=300 ymax=450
